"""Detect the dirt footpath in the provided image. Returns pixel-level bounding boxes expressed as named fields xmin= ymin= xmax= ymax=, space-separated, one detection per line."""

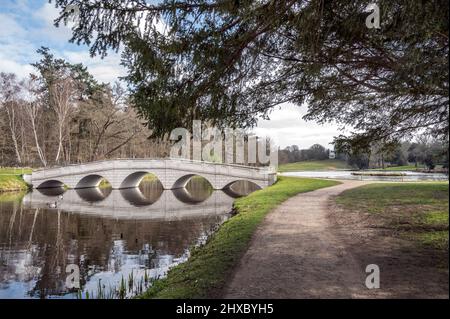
xmin=224 ymin=180 xmax=448 ymax=299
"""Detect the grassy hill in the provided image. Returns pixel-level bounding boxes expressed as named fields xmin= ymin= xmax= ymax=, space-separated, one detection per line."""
xmin=278 ymin=159 xmax=350 ymax=172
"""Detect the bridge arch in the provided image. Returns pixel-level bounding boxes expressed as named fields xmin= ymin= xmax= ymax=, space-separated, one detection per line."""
xmin=75 ymin=174 xmax=109 ymax=189
xmin=120 ymin=187 xmax=163 ymax=206
xmin=36 ymin=187 xmax=65 ymax=196
xmin=119 ymin=171 xmax=163 ymax=189
xmin=172 ymin=174 xmax=214 ymax=189
xmin=76 ymin=187 xmax=111 ymax=202
xmin=36 ymin=179 xmax=65 ymax=189
xmin=172 ymin=187 xmax=212 ymax=204
xmin=222 ymin=180 xmax=262 ymax=197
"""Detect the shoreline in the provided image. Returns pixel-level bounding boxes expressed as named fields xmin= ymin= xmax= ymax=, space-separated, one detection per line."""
xmin=0 ymin=174 xmax=30 ymax=193
xmin=139 ymin=176 xmax=340 ymax=298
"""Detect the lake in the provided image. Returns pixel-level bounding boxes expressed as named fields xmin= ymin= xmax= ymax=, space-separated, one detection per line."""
xmin=0 ymin=178 xmax=258 ymax=299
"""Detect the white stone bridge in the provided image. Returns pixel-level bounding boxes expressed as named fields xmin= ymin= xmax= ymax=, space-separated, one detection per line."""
xmin=24 ymin=158 xmax=277 ymax=190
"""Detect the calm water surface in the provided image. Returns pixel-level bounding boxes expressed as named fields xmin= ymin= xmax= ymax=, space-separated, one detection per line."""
xmin=0 ymin=179 xmax=258 ymax=299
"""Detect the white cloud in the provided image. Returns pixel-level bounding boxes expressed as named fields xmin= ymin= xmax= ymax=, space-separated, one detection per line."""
xmin=254 ymin=103 xmax=345 ymax=149
xmin=0 ymin=53 xmax=34 ymax=78
xmin=0 ymin=2 xmax=126 ymax=84
xmin=62 ymin=51 xmax=126 ymax=84
xmin=32 ymin=2 xmax=74 ymax=42
xmin=0 ymin=13 xmax=26 ymax=38
xmin=0 ymin=11 xmax=37 ymax=78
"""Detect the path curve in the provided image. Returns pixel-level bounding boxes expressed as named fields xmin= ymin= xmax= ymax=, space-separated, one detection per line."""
xmin=225 ymin=180 xmax=372 ymax=299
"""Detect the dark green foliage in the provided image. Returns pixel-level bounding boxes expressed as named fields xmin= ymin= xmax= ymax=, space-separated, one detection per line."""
xmin=32 ymin=47 xmax=105 ymax=102
xmin=406 ymin=139 xmax=449 ymax=169
xmin=347 ymin=151 xmax=370 ymax=170
xmin=51 ymin=0 xmax=448 ymax=144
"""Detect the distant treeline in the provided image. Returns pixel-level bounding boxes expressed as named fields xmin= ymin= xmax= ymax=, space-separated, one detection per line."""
xmin=279 ymin=138 xmax=449 ymax=170
xmin=278 ymin=144 xmax=332 ymax=164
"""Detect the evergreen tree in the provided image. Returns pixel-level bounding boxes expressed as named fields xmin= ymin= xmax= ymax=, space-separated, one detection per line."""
xmin=51 ymin=0 xmax=448 ymax=146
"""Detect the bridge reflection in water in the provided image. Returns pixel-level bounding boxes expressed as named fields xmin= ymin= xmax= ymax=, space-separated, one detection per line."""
xmin=0 ymin=178 xmax=258 ymax=299
xmin=22 ymin=180 xmax=247 ymax=220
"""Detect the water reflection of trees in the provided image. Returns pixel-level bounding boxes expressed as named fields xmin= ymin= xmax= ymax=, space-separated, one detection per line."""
xmin=0 ymin=178 xmax=258 ymax=298
xmin=0 ymin=198 xmax=225 ymax=298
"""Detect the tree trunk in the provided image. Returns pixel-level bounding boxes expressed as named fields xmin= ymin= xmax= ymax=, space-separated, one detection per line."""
xmin=5 ymin=106 xmax=22 ymax=164
xmin=55 ymin=122 xmax=64 ymax=163
xmin=31 ymin=121 xmax=47 ymax=167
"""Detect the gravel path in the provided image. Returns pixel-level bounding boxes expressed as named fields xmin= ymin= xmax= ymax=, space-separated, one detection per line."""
xmin=224 ymin=180 xmax=374 ymax=299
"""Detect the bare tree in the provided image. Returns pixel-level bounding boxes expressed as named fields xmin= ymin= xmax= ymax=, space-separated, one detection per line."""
xmin=49 ymin=75 xmax=76 ymax=163
xmin=23 ymin=75 xmax=47 ymax=166
xmin=0 ymin=73 xmax=22 ymax=164
xmin=0 ymin=66 xmax=171 ymax=167
xmin=74 ymin=82 xmax=144 ymax=161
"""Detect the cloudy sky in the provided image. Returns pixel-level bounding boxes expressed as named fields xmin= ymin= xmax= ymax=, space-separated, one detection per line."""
xmin=0 ymin=0 xmax=343 ymax=150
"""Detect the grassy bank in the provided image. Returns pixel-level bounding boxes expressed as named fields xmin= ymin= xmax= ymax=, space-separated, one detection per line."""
xmin=336 ymin=183 xmax=449 ymax=249
xmin=140 ymin=176 xmax=340 ymax=299
xmin=0 ymin=168 xmax=31 ymax=192
xmin=278 ymin=159 xmax=349 ymax=172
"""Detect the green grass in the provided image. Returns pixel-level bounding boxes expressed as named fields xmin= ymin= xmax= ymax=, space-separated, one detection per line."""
xmin=336 ymin=183 xmax=449 ymax=249
xmin=278 ymin=159 xmax=349 ymax=172
xmin=0 ymin=167 xmax=32 ymax=175
xmin=140 ymin=176 xmax=340 ymax=299
xmin=415 ymin=231 xmax=448 ymax=250
xmin=0 ymin=174 xmax=29 ymax=192
xmin=0 ymin=167 xmax=32 ymax=192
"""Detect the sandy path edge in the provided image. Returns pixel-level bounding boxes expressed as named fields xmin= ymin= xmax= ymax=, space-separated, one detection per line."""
xmin=224 ymin=180 xmax=373 ymax=299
